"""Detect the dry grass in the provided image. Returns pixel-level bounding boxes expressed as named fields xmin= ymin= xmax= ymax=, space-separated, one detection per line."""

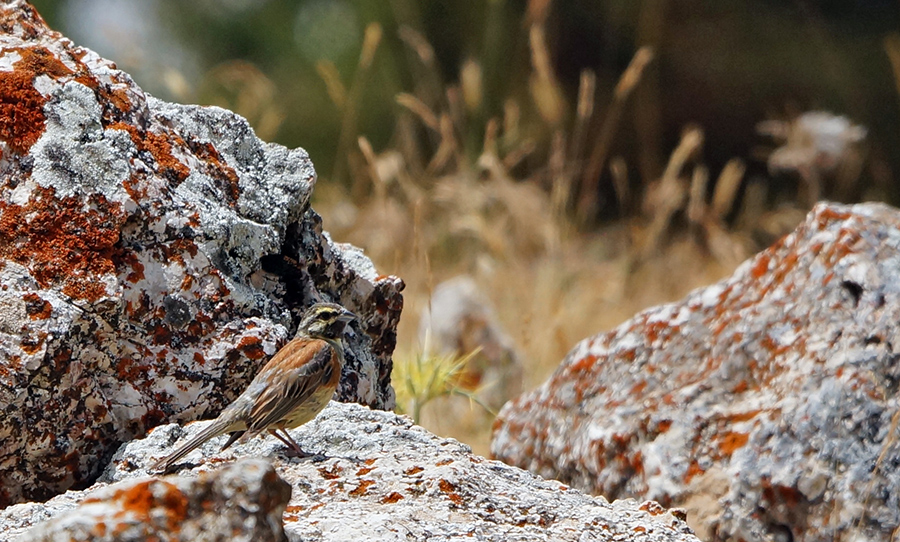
xmin=194 ymin=7 xmax=841 ymax=456
xmin=309 ymin=18 xmax=789 ymax=455
xmin=392 ymin=346 xmax=489 ymax=424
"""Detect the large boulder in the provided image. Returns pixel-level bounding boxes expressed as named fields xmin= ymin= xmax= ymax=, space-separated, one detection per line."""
xmin=2 ymin=402 xmax=699 ymax=542
xmin=0 ymin=1 xmax=402 ymax=507
xmin=492 ymin=202 xmax=900 ymax=541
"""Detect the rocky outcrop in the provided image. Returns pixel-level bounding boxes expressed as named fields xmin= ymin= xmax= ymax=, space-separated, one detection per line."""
xmin=492 ymin=202 xmax=900 ymax=541
xmin=2 ymin=402 xmax=699 ymax=542
xmin=0 ymin=1 xmax=402 ymax=507
xmin=9 ymin=459 xmax=291 ymax=542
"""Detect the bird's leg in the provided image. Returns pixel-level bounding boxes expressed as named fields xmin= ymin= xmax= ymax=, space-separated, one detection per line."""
xmin=268 ymin=428 xmax=312 ymax=458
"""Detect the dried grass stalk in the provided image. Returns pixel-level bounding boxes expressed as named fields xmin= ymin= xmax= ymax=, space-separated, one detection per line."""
xmin=503 ymin=99 xmax=521 ymax=146
xmin=711 ymin=158 xmax=745 ymax=219
xmin=502 ymin=139 xmax=536 ymax=171
xmin=397 ymin=92 xmax=440 ymax=131
xmin=526 ymin=0 xmax=553 ymax=26
xmin=578 ymin=46 xmax=655 ymax=223
xmin=359 ymin=23 xmax=382 ymax=70
xmin=609 ymin=156 xmax=629 ymax=214
xmin=315 ymin=60 xmax=346 ymax=109
xmin=398 ymin=25 xmax=436 ymax=65
xmin=550 ymin=130 xmax=570 ymax=219
xmin=688 ymin=164 xmax=709 ymax=225
xmin=427 ymin=114 xmax=459 ymax=174
xmin=568 ymin=69 xmax=596 ymax=180
xmin=357 ymin=136 xmax=386 ymax=200
xmin=528 ymin=24 xmax=565 ymax=126
xmin=332 ymin=22 xmax=383 ymax=186
xmin=461 ymin=59 xmax=483 ymax=113
xmin=483 ymin=118 xmax=499 ymax=156
xmin=640 ymin=127 xmax=702 ymax=255
xmin=446 ymin=86 xmax=467 ymax=138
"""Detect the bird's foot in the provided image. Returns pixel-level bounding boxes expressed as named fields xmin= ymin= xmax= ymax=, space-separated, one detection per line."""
xmin=283 ymin=446 xmax=312 ymax=458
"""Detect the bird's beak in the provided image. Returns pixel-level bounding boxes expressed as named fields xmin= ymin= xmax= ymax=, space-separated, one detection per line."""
xmin=338 ymin=309 xmax=357 ymax=323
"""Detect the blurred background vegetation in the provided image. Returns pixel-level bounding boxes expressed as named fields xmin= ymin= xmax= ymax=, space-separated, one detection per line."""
xmin=30 ymin=0 xmax=900 ymax=453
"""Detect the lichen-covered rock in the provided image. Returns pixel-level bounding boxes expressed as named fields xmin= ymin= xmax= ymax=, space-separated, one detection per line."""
xmin=0 ymin=2 xmax=402 ymax=507
xmin=7 ymin=459 xmax=290 ymax=542
xmin=1 ymin=402 xmax=699 ymax=542
xmin=492 ymin=202 xmax=900 ymax=541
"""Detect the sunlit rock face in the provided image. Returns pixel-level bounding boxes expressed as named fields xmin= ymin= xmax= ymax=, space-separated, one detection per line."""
xmin=493 ymin=202 xmax=900 ymax=542
xmin=0 ymin=0 xmax=402 ymax=507
xmin=3 ymin=402 xmax=700 ymax=542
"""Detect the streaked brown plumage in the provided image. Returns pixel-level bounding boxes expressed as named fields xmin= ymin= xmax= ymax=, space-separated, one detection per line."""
xmin=151 ymin=302 xmax=355 ymax=472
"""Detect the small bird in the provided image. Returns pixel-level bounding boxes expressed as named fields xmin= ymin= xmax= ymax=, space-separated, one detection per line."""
xmin=151 ymin=302 xmax=356 ymax=472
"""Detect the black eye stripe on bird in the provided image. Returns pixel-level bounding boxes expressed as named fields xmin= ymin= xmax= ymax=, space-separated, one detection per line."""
xmin=151 ymin=302 xmax=356 ymax=472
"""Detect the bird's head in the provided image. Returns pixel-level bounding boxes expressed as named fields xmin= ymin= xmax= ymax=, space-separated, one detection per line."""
xmin=295 ymin=302 xmax=356 ymax=341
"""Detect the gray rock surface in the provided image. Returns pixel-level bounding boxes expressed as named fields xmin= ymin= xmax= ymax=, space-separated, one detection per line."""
xmin=0 ymin=1 xmax=402 ymax=506
xmin=2 ymin=402 xmax=699 ymax=542
xmin=10 ymin=459 xmax=290 ymax=542
xmin=493 ymin=202 xmax=900 ymax=541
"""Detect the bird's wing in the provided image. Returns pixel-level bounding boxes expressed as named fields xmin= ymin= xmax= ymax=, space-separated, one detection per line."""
xmin=245 ymin=338 xmax=337 ymax=432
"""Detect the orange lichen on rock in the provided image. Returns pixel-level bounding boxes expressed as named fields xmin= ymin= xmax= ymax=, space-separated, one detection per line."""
xmin=119 ymin=252 xmax=144 ymax=283
xmin=0 ymin=52 xmax=49 ymax=153
xmin=815 ymin=206 xmax=852 ymax=226
xmin=0 ymin=44 xmax=135 ymax=155
xmin=725 ymin=410 xmax=762 ymax=423
xmin=0 ymin=2 xmax=47 ymax=36
xmin=569 ymin=353 xmax=598 ymax=373
xmin=639 ymin=500 xmax=666 ymax=516
xmin=318 ymin=464 xmax=343 ymax=480
xmin=0 ymin=187 xmax=124 ymax=302
xmin=108 ymin=122 xmax=190 ymax=183
xmin=380 ymin=492 xmax=404 ymax=504
xmin=683 ymin=460 xmax=704 ymax=484
xmin=16 ymin=46 xmax=73 ymax=77
xmin=20 ymin=331 xmax=45 ymax=354
xmin=116 ymin=357 xmax=150 ymax=381
xmin=237 ymin=335 xmax=265 ymax=360
xmin=348 ymin=479 xmax=375 ymax=497
xmin=716 ymin=431 xmax=749 ymax=457
xmin=438 ymin=479 xmax=457 ymax=492
xmin=82 ymin=479 xmax=188 ymax=533
xmin=188 ymin=140 xmax=240 ymax=205
xmin=22 ymin=292 xmax=52 ymax=319
xmin=438 ymin=478 xmax=465 ymax=504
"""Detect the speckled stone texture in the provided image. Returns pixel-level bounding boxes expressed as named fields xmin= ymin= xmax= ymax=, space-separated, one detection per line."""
xmin=1 ymin=402 xmax=700 ymax=542
xmin=492 ymin=202 xmax=900 ymax=542
xmin=8 ymin=459 xmax=290 ymax=542
xmin=0 ymin=1 xmax=402 ymax=507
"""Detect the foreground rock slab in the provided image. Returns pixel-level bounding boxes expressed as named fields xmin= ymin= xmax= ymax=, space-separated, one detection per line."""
xmin=2 ymin=403 xmax=699 ymax=542
xmin=0 ymin=1 xmax=402 ymax=506
xmin=9 ymin=459 xmax=290 ymax=542
xmin=493 ymin=202 xmax=900 ymax=542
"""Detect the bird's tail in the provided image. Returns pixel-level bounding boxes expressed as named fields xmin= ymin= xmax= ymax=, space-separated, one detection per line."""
xmin=150 ymin=415 xmax=238 ymax=473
